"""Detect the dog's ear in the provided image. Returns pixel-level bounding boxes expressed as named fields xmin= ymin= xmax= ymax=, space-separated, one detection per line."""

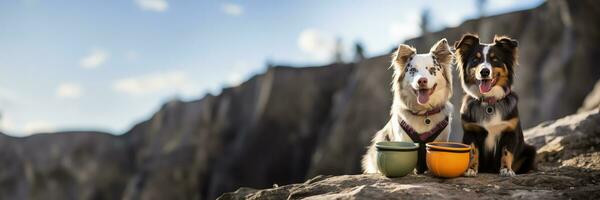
xmin=494 ymin=35 xmax=519 ymax=67
xmin=494 ymin=35 xmax=518 ymax=56
xmin=392 ymin=44 xmax=416 ymax=71
xmin=454 ymin=34 xmax=479 ymax=56
xmin=430 ymin=38 xmax=453 ymax=66
xmin=494 ymin=35 xmax=518 ymax=50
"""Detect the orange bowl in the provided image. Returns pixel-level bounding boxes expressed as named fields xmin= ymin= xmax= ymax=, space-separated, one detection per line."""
xmin=426 ymin=142 xmax=471 ymax=178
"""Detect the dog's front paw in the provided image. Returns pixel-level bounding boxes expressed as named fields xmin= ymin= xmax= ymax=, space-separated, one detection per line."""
xmin=499 ymin=168 xmax=516 ymax=177
xmin=464 ymin=168 xmax=478 ymax=177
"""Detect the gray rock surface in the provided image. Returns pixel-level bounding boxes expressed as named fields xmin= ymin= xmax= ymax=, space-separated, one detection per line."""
xmin=525 ymin=109 xmax=600 ymax=169
xmin=220 ymin=172 xmax=600 ymax=200
xmin=219 ymin=110 xmax=600 ymax=199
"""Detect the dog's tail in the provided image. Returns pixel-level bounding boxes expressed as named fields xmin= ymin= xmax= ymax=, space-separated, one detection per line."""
xmin=516 ymin=144 xmax=537 ymax=174
xmin=362 ymin=124 xmax=394 ymax=174
xmin=361 ymin=144 xmax=378 ymax=174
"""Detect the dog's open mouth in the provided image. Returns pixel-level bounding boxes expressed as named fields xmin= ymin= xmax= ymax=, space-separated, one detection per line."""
xmin=415 ymin=84 xmax=437 ymax=105
xmin=478 ymin=78 xmax=497 ymax=94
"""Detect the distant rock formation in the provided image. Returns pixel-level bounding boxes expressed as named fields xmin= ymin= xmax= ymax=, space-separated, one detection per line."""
xmin=0 ymin=0 xmax=598 ymax=199
xmin=0 ymin=132 xmax=132 ymax=200
xmin=123 ymin=65 xmax=355 ymax=199
xmin=578 ymin=80 xmax=600 ymax=113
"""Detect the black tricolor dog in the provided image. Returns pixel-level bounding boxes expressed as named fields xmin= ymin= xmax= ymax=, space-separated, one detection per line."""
xmin=454 ymin=34 xmax=536 ymax=176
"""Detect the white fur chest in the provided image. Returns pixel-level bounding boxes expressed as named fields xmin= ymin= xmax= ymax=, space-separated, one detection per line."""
xmin=478 ymin=110 xmax=509 ymax=153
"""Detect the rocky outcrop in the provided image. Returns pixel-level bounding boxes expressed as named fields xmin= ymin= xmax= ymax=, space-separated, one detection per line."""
xmin=220 ymin=172 xmax=600 ymax=200
xmin=219 ymin=110 xmax=600 ymax=199
xmin=525 ymin=109 xmax=600 ymax=170
xmin=0 ymin=0 xmax=599 ymax=199
xmin=578 ymin=80 xmax=600 ymax=113
xmin=0 ymin=132 xmax=133 ymax=200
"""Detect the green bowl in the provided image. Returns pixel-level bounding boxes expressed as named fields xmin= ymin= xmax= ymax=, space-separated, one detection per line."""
xmin=376 ymin=141 xmax=419 ymax=178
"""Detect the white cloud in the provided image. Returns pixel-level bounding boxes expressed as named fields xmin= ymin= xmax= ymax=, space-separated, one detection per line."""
xmin=23 ymin=120 xmax=55 ymax=134
xmin=226 ymin=61 xmax=254 ymax=86
xmin=298 ymin=28 xmax=336 ymax=60
xmin=135 ymin=0 xmax=168 ymax=12
xmin=80 ymin=49 xmax=109 ymax=69
xmin=56 ymin=83 xmax=83 ymax=99
xmin=222 ymin=3 xmax=244 ymax=16
xmin=227 ymin=72 xmax=244 ymax=87
xmin=0 ymin=114 xmax=15 ymax=133
xmin=113 ymin=70 xmax=194 ymax=95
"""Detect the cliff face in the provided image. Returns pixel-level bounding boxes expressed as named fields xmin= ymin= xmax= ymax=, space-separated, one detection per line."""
xmin=0 ymin=132 xmax=133 ymax=200
xmin=122 ymin=64 xmax=355 ymax=199
xmin=0 ymin=0 xmax=599 ymax=199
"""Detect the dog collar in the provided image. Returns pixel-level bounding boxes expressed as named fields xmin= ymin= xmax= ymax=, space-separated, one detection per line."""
xmin=399 ymin=116 xmax=449 ymax=143
xmin=480 ymin=87 xmax=511 ymax=115
xmin=407 ymin=106 xmax=445 ymax=116
xmin=480 ymin=87 xmax=511 ymax=105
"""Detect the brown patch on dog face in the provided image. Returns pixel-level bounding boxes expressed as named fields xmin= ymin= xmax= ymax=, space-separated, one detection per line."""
xmin=465 ymin=66 xmax=478 ymax=84
xmin=427 ymin=66 xmax=437 ymax=76
xmin=501 ymin=147 xmax=514 ymax=170
xmin=491 ymin=35 xmax=519 ymax=77
xmin=491 ymin=61 xmax=510 ymax=89
xmin=454 ymin=34 xmax=483 ymax=85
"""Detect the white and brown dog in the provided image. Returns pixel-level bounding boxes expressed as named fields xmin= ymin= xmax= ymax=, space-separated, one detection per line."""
xmin=362 ymin=39 xmax=454 ymax=174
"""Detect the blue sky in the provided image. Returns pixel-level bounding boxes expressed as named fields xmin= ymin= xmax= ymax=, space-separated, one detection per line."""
xmin=0 ymin=0 xmax=543 ymax=136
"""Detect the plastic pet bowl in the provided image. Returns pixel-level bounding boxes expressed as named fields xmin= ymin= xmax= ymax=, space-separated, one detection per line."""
xmin=426 ymin=142 xmax=471 ymax=178
xmin=376 ymin=141 xmax=419 ymax=178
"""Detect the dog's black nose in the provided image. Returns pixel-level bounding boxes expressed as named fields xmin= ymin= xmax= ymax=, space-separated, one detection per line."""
xmin=418 ymin=78 xmax=428 ymax=87
xmin=480 ymin=68 xmax=490 ymax=77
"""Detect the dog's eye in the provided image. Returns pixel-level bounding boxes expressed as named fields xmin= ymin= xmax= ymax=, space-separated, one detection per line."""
xmin=493 ymin=58 xmax=499 ymax=62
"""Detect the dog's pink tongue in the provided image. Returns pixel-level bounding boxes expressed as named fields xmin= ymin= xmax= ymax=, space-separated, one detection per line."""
xmin=417 ymin=90 xmax=430 ymax=104
xmin=479 ymin=80 xmax=492 ymax=93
